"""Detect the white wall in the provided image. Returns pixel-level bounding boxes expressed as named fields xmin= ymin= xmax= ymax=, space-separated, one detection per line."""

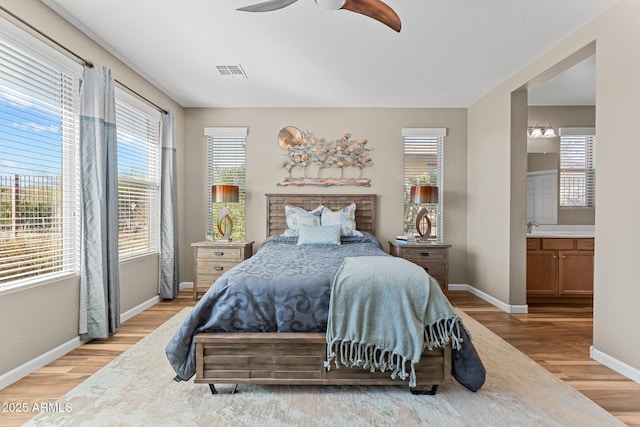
xmin=468 ymin=0 xmax=640 ymax=375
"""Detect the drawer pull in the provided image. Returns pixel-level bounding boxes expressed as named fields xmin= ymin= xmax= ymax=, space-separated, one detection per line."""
xmin=214 ymin=267 xmax=224 ymax=271
xmin=418 ymin=252 xmax=430 ymax=257
xmin=213 ymin=252 xmax=224 ymax=256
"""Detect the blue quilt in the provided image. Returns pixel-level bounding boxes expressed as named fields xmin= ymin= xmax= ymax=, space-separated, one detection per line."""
xmin=165 ymin=233 xmax=485 ymax=391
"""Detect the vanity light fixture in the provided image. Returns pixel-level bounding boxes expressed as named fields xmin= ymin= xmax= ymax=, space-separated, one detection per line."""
xmin=528 ymin=125 xmax=557 ymax=138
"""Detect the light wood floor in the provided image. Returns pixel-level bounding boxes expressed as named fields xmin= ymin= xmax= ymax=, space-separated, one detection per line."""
xmin=1 ymin=289 xmax=638 ymax=426
xmin=448 ymin=291 xmax=640 ymax=426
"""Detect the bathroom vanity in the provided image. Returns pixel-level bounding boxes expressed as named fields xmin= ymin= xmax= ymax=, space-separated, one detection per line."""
xmin=526 ymin=226 xmax=594 ymax=305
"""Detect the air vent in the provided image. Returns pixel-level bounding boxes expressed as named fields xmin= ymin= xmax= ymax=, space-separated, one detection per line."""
xmin=216 ymin=65 xmax=248 ymax=79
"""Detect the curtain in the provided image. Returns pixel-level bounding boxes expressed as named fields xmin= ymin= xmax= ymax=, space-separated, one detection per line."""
xmin=159 ymin=110 xmax=179 ymax=299
xmin=79 ymin=64 xmax=120 ymax=339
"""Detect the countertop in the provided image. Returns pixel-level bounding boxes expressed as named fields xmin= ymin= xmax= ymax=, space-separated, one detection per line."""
xmin=526 ymin=225 xmax=594 ymax=239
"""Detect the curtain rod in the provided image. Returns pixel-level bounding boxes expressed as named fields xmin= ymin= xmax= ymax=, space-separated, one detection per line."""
xmin=0 ymin=5 xmax=168 ymax=115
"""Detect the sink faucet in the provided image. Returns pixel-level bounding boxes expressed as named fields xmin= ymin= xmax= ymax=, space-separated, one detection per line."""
xmin=527 ymin=221 xmax=538 ymax=233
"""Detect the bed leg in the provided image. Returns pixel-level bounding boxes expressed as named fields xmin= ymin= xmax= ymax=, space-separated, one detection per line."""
xmin=208 ymin=384 xmax=238 ymax=395
xmin=410 ymin=385 xmax=438 ymax=395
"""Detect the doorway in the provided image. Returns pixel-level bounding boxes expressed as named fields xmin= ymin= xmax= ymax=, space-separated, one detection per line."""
xmin=523 ymin=46 xmax=596 ymax=309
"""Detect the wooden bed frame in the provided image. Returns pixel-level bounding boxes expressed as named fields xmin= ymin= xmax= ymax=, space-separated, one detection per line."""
xmin=193 ymin=194 xmax=452 ymax=394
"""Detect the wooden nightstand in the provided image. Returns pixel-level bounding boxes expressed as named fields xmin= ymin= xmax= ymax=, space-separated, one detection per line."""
xmin=388 ymin=241 xmax=451 ymax=293
xmin=191 ymin=241 xmax=254 ymax=300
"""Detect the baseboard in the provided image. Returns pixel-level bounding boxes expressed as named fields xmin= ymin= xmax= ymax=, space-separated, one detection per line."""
xmin=120 ymin=295 xmax=161 ymax=323
xmin=590 ymin=346 xmax=640 ymax=385
xmin=180 ymin=281 xmax=193 ymax=290
xmin=448 ymin=284 xmax=528 ymax=314
xmin=0 ymin=335 xmax=86 ymax=390
xmin=1 ymin=295 xmax=161 ymax=390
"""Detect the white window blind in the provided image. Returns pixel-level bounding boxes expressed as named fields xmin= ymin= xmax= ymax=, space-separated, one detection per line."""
xmin=0 ymin=17 xmax=81 ymax=289
xmin=559 ymin=127 xmax=596 ymax=208
xmin=115 ymin=89 xmax=161 ymax=259
xmin=402 ymin=128 xmax=445 ymax=242
xmin=205 ymin=127 xmax=247 ymax=241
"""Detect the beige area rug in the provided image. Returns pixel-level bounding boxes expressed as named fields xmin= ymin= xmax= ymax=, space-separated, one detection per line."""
xmin=26 ymin=308 xmax=624 ymax=427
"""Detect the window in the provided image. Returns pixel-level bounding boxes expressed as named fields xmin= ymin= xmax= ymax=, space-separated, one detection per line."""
xmin=559 ymin=127 xmax=596 ymax=208
xmin=402 ymin=128 xmax=445 ymax=242
xmin=0 ymin=18 xmax=82 ymax=289
xmin=205 ymin=127 xmax=247 ymax=241
xmin=115 ymin=89 xmax=161 ymax=260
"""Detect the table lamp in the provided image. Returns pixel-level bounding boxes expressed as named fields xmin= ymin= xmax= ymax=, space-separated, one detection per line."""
xmin=410 ymin=185 xmax=438 ymax=240
xmin=212 ymin=184 xmax=239 ymax=242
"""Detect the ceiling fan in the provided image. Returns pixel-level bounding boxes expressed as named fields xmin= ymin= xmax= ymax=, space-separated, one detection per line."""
xmin=237 ymin=0 xmax=402 ymax=33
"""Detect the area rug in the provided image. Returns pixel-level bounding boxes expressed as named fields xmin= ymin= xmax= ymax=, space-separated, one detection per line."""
xmin=26 ymin=308 xmax=624 ymax=427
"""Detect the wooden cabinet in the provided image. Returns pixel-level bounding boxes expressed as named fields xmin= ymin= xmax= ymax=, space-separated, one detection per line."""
xmin=388 ymin=241 xmax=451 ymax=293
xmin=191 ymin=241 xmax=254 ymax=300
xmin=526 ymin=238 xmax=594 ymax=304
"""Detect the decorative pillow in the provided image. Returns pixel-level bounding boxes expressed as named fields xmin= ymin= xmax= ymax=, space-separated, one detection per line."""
xmin=297 ymin=224 xmax=342 ymax=246
xmin=283 ymin=204 xmax=323 ymax=236
xmin=320 ymin=202 xmax=363 ymax=237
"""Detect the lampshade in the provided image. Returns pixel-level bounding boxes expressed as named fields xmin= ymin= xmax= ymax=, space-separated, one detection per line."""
xmin=528 ymin=125 xmax=557 ymax=139
xmin=410 ymin=185 xmax=438 ymax=204
xmin=529 ymin=127 xmax=543 ymax=138
xmin=212 ymin=185 xmax=239 ymax=203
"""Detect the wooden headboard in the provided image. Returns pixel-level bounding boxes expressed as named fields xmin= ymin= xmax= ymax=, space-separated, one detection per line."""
xmin=266 ymin=194 xmax=376 ymax=236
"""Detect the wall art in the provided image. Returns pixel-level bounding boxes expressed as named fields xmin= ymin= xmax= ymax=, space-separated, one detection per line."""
xmin=277 ymin=126 xmax=372 ymax=186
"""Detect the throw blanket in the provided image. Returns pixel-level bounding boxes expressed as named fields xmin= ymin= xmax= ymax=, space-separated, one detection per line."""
xmin=325 ymin=256 xmax=462 ymax=387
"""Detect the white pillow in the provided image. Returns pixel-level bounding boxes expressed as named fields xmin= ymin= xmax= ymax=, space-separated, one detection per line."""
xmin=320 ymin=202 xmax=363 ymax=237
xmin=283 ymin=204 xmax=323 ymax=236
xmin=297 ymin=224 xmax=342 ymax=245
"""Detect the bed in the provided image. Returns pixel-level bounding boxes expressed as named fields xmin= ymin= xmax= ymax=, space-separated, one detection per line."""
xmin=166 ymin=194 xmax=484 ymax=395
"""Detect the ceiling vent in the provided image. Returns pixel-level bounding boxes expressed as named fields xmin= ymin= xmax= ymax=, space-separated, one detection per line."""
xmin=216 ymin=65 xmax=248 ymax=79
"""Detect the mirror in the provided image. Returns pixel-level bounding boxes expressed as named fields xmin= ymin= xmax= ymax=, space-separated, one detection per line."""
xmin=527 ymin=55 xmax=595 ymax=225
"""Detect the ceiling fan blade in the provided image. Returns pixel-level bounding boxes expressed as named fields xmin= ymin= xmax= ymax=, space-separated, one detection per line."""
xmin=341 ymin=0 xmax=401 ymax=32
xmin=237 ymin=0 xmax=299 ymax=12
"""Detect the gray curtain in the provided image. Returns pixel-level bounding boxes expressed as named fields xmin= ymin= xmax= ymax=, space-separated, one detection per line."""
xmin=159 ymin=110 xmax=179 ymax=299
xmin=79 ymin=64 xmax=120 ymax=339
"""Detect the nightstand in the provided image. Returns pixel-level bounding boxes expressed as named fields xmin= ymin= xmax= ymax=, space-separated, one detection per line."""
xmin=191 ymin=240 xmax=254 ymax=300
xmin=388 ymin=241 xmax=451 ymax=293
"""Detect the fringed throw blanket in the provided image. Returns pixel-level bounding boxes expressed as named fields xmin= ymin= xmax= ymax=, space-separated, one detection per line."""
xmin=325 ymin=256 xmax=462 ymax=387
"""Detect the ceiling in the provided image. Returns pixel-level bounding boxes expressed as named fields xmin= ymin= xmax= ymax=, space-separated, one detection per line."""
xmin=528 ymin=55 xmax=596 ymax=106
xmin=42 ymin=0 xmax=614 ymax=108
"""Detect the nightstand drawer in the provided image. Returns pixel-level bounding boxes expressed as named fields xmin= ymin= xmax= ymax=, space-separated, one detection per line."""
xmin=399 ymin=248 xmax=447 ymax=264
xmin=195 ymin=273 xmax=224 ymax=287
xmin=197 ymin=260 xmax=238 ymax=276
xmin=197 ymin=248 xmax=243 ymax=262
xmin=419 ymin=263 xmax=446 ymax=278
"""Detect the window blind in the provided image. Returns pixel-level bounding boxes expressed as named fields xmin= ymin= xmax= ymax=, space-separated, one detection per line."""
xmin=402 ymin=128 xmax=445 ymax=242
xmin=205 ymin=127 xmax=247 ymax=241
xmin=0 ymin=17 xmax=82 ymax=288
xmin=559 ymin=127 xmax=596 ymax=208
xmin=115 ymin=89 xmax=161 ymax=259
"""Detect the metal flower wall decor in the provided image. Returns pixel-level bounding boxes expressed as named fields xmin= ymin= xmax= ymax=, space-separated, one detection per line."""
xmin=277 ymin=126 xmax=372 ymax=186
